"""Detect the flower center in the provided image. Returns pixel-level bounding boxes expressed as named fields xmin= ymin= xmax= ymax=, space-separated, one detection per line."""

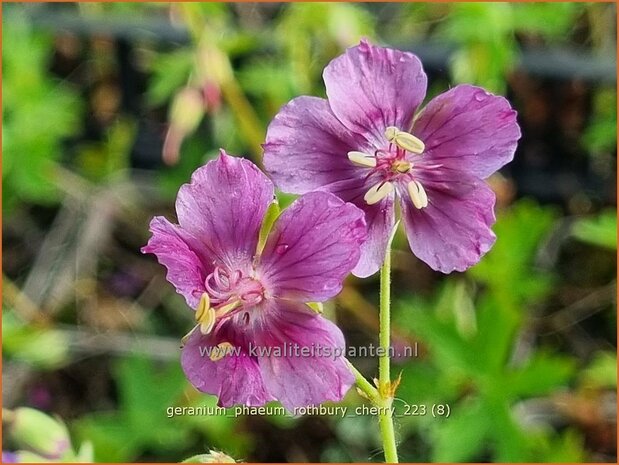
xmin=205 ymin=267 xmax=265 ymax=307
xmin=181 ymin=267 xmax=265 ymax=346
xmin=347 ymin=127 xmax=429 ymax=209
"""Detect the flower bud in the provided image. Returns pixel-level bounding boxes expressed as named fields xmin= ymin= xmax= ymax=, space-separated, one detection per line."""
xmin=9 ymin=408 xmax=71 ymax=459
xmin=169 ymin=87 xmax=205 ymax=136
xmin=182 ymin=450 xmax=236 ymax=463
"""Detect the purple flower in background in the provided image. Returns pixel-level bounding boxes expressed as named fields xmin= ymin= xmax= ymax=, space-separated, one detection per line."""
xmin=2 ymin=451 xmax=19 ymax=463
xmin=143 ymin=151 xmax=366 ymax=410
xmin=264 ymin=40 xmax=521 ymax=276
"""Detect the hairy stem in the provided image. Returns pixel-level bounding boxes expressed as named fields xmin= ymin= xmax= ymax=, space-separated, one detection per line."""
xmin=378 ymin=245 xmax=398 ymax=463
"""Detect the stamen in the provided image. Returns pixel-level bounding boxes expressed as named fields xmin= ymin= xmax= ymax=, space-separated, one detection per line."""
xmin=194 ymin=293 xmax=217 ymax=334
xmin=347 ymin=151 xmax=377 ymax=168
xmin=198 ymin=308 xmax=216 ymax=335
xmin=194 ymin=293 xmax=210 ymax=322
xmin=209 ymin=342 xmax=235 ymax=362
xmin=364 ymin=181 xmax=394 ymax=205
xmin=385 ymin=126 xmax=425 ymax=154
xmin=407 ymin=180 xmax=429 ymax=209
xmin=180 ymin=325 xmax=198 ymax=348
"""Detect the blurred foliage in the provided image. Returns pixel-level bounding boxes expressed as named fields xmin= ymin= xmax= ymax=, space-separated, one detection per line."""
xmin=2 ymin=12 xmax=81 ymax=213
xmin=75 ymin=356 xmax=251 ymax=462
xmin=583 ymin=87 xmax=618 ymax=155
xmin=572 ymin=209 xmax=617 ymax=250
xmin=394 ymin=201 xmax=582 ymax=462
xmin=4 ymin=407 xmax=93 ymax=462
xmin=3 ymin=311 xmax=70 ymax=369
xmin=393 ymin=2 xmax=588 ymax=93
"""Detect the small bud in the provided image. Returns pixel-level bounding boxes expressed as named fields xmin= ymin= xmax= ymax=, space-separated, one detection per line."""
xmin=355 ymin=387 xmax=371 ymax=401
xmin=169 ymin=87 xmax=205 ymax=136
xmin=182 ymin=450 xmax=236 ymax=463
xmin=196 ymin=44 xmax=233 ymax=85
xmin=9 ymin=408 xmax=71 ymax=459
xmin=163 ymin=87 xmax=205 ymax=165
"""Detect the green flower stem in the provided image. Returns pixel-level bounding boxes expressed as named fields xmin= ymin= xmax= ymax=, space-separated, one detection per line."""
xmin=378 ymin=245 xmax=398 ymax=463
xmin=348 ymin=360 xmax=379 ymax=401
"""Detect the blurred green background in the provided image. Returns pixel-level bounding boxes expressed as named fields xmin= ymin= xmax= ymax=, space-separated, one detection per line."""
xmin=2 ymin=2 xmax=617 ymax=463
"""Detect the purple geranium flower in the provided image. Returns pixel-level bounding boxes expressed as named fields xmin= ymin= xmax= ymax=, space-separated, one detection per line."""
xmin=142 ymin=151 xmax=366 ymax=409
xmin=264 ymin=40 xmax=521 ymax=276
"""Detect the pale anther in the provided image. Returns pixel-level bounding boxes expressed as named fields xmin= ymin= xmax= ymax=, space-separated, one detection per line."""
xmin=385 ymin=126 xmax=425 ymax=154
xmin=407 ymin=180 xmax=429 ymax=209
xmin=364 ymin=181 xmax=394 ymax=205
xmin=347 ymin=151 xmax=377 ymax=168
xmin=209 ymin=342 xmax=234 ymax=362
xmin=198 ymin=307 xmax=217 ymax=335
xmin=194 ymin=293 xmax=211 ymax=322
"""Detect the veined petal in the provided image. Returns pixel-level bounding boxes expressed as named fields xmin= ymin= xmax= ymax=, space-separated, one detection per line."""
xmin=142 ymin=217 xmax=210 ymax=308
xmin=316 ymin=178 xmax=395 ymax=278
xmin=175 ymin=150 xmax=274 ymax=268
xmin=324 ymin=40 xmax=427 ymax=143
xmin=181 ymin=323 xmax=274 ymax=408
xmin=263 ymin=96 xmax=370 ymax=194
xmin=352 ymin=196 xmax=395 ymax=278
xmin=401 ymin=169 xmax=497 ymax=273
xmin=259 ymin=191 xmax=366 ymax=302
xmin=413 ymin=84 xmax=521 ymax=178
xmin=256 ymin=301 xmax=354 ymax=410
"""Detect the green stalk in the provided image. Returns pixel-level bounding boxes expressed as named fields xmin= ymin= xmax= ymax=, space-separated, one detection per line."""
xmin=348 ymin=360 xmax=379 ymax=402
xmin=377 ymin=244 xmax=398 ymax=463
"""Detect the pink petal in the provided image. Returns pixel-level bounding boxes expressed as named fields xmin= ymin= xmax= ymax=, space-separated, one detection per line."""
xmin=256 ymin=301 xmax=354 ymax=410
xmin=315 ymin=179 xmax=395 ymax=278
xmin=324 ymin=40 xmax=427 ymax=143
xmin=263 ymin=96 xmax=370 ymax=194
xmin=142 ymin=217 xmax=211 ymax=308
xmin=352 ymin=197 xmax=395 ymax=278
xmin=175 ymin=150 xmax=274 ymax=269
xmin=401 ymin=169 xmax=497 ymax=273
xmin=413 ymin=84 xmax=521 ymax=179
xmin=181 ymin=323 xmax=274 ymax=407
xmin=259 ymin=191 xmax=366 ymax=301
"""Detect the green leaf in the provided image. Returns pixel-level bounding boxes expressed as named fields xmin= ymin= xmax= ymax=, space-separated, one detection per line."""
xmin=2 ymin=311 xmax=70 ymax=369
xmin=397 ymin=297 xmax=478 ymax=375
xmin=76 ymin=356 xmax=191 ymax=462
xmin=472 ymin=295 xmax=521 ymax=376
xmin=580 ymin=351 xmax=617 ymax=389
xmin=504 ymin=351 xmax=576 ymax=398
xmin=537 ymin=429 xmax=586 ymax=462
xmin=471 ymin=200 xmax=558 ymax=306
xmin=147 ymin=49 xmax=195 ymax=106
xmin=572 ymin=210 xmax=617 ymax=250
xmin=431 ymin=399 xmax=490 ymax=462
